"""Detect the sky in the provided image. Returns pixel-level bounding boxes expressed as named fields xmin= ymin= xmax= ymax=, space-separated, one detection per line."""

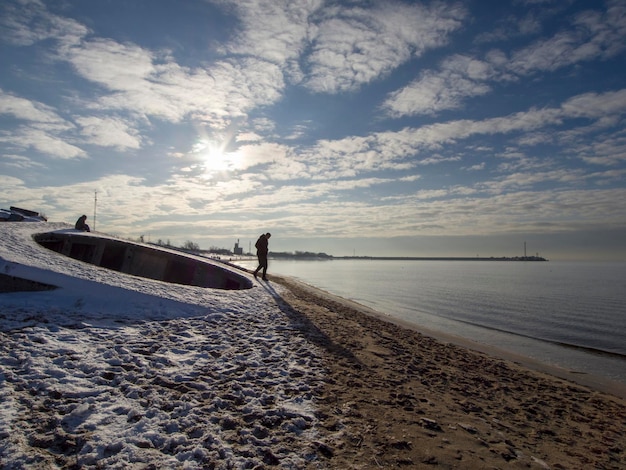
xmin=1 ymin=0 xmax=625 ymax=260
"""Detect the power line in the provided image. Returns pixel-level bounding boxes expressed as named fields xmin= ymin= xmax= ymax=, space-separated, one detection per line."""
xmin=93 ymin=190 xmax=97 ymax=232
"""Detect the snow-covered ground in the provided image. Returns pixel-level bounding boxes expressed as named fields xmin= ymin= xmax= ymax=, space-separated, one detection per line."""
xmin=0 ymin=222 xmax=328 ymax=468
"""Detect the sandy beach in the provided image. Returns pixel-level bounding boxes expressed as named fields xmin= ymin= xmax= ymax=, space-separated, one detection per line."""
xmin=274 ymin=275 xmax=626 ymax=469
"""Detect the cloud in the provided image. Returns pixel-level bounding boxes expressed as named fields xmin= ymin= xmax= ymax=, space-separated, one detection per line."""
xmin=570 ymin=132 xmax=626 ymax=167
xmin=76 ymin=116 xmax=143 ymax=150
xmin=0 ymin=90 xmax=65 ymax=123
xmin=0 ymin=174 xmax=26 ymax=188
xmin=561 ymin=89 xmax=626 ymax=119
xmin=299 ymin=87 xmax=626 ymax=184
xmin=465 ymin=162 xmax=486 ymax=171
xmin=246 ymin=187 xmax=626 ymax=239
xmin=0 ymin=93 xmax=144 ymax=156
xmin=0 ymin=92 xmax=88 ymax=160
xmin=379 ymin=188 xmax=626 ymax=237
xmin=1 ymin=154 xmax=46 ymax=170
xmin=2 ymin=2 xmax=287 ymax=128
xmin=286 ymin=112 xmax=536 ymax=180
xmin=303 ymin=2 xmax=467 ymax=93
xmin=506 ymin=1 xmax=626 ymax=75
xmin=0 ymin=127 xmax=86 ymax=159
xmin=474 ymin=1 xmax=565 ymax=44
xmin=1 ymin=1 xmax=464 ymax=139
xmin=62 ymin=38 xmax=157 ymax=92
xmin=0 ymin=0 xmax=87 ymax=47
xmin=64 ymin=40 xmax=285 ymax=126
xmin=384 ymin=1 xmax=626 ymax=118
xmin=217 ymin=0 xmax=318 ymax=68
xmin=382 ymin=55 xmax=493 ymax=117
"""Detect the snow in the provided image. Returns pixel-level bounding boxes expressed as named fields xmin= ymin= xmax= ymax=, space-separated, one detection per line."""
xmin=0 ymin=222 xmax=328 ymax=468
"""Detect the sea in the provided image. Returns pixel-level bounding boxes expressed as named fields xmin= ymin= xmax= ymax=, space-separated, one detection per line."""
xmin=233 ymin=258 xmax=626 ymax=385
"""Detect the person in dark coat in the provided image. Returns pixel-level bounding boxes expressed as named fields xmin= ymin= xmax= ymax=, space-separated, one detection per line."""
xmin=75 ymin=215 xmax=90 ymax=232
xmin=253 ymin=233 xmax=271 ymax=280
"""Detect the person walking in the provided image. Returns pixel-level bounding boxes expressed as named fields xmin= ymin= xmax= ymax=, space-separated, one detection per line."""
xmin=253 ymin=232 xmax=271 ymax=280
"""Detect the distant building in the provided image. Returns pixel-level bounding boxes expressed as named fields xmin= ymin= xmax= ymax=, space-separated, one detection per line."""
xmin=233 ymin=239 xmax=243 ymax=255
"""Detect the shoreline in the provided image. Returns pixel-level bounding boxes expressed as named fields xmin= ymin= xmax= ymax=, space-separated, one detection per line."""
xmin=232 ymin=258 xmax=626 ymax=388
xmin=272 ymin=273 xmax=626 ymax=468
xmin=273 ymin=274 xmax=626 ymax=400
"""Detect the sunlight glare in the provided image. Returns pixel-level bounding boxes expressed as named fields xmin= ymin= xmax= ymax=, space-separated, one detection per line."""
xmin=193 ymin=138 xmax=242 ymax=176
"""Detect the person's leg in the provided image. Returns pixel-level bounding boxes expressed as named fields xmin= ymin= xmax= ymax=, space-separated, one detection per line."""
xmin=253 ymin=255 xmax=262 ymax=277
xmin=261 ymin=256 xmax=268 ymax=279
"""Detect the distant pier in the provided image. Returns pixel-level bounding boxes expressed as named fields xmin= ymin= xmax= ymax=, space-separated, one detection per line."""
xmin=337 ymin=256 xmax=548 ymax=261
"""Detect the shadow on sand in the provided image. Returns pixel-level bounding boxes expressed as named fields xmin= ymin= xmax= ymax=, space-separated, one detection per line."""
xmin=254 ymin=273 xmax=362 ymax=367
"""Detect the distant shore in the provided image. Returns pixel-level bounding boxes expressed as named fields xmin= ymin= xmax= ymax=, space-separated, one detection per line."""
xmin=335 ymin=255 xmax=548 ymax=261
xmin=239 ymin=255 xmax=549 ymax=261
xmin=214 ymin=251 xmax=549 ymax=262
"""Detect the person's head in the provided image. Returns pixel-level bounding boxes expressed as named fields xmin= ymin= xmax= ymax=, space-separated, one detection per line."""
xmin=266 ymin=232 xmax=271 ymax=238
xmin=81 ymin=215 xmax=87 ymax=220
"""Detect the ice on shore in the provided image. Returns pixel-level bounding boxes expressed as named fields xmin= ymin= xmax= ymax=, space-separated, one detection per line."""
xmin=0 ymin=223 xmax=327 ymax=468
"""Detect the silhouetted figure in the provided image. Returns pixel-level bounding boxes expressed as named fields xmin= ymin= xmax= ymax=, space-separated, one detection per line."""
xmin=253 ymin=233 xmax=271 ymax=280
xmin=75 ymin=214 xmax=90 ymax=232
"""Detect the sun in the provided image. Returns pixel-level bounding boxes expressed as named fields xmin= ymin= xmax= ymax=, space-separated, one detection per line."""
xmin=193 ymin=138 xmax=242 ymax=175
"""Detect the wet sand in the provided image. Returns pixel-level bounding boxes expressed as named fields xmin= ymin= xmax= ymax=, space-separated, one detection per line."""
xmin=275 ymin=275 xmax=626 ymax=469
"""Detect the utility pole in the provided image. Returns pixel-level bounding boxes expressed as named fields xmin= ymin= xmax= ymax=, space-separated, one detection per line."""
xmin=93 ymin=190 xmax=97 ymax=232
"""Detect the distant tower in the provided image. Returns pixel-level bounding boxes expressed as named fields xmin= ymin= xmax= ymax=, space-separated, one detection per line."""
xmin=524 ymin=241 xmax=527 ymax=259
xmin=234 ymin=239 xmax=243 ymax=255
xmin=93 ymin=190 xmax=97 ymax=232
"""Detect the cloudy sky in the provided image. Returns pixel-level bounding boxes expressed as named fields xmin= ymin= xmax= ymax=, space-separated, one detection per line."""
xmin=1 ymin=0 xmax=625 ymax=260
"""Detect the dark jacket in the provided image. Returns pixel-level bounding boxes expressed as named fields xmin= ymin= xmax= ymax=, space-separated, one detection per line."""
xmin=255 ymin=234 xmax=269 ymax=256
xmin=75 ymin=216 xmax=90 ymax=232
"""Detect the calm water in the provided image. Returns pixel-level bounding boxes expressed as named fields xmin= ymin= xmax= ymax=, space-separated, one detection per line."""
xmin=234 ymin=259 xmax=626 ymax=384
